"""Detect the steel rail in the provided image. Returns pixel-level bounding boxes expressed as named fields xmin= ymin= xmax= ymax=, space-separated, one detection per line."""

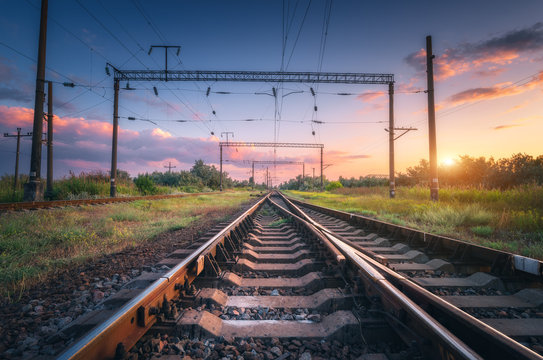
xmin=58 ymin=193 xmax=270 ymax=360
xmin=280 ymin=192 xmax=543 ymax=360
xmin=0 ymin=191 xmax=227 ymax=212
xmin=286 ymin=195 xmax=543 ymax=277
xmin=269 ymin=194 xmax=481 ymax=360
xmin=266 ymin=198 xmax=345 ymax=264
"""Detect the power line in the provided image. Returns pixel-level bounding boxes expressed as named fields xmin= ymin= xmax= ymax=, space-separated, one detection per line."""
xmin=75 ymin=1 xmax=209 ymax=134
xmin=131 ymin=0 xmax=169 ymax=44
xmin=286 ymin=0 xmax=313 ymax=69
xmin=23 ymin=0 xmax=109 ymax=63
xmin=316 ymin=0 xmax=333 ymax=73
xmin=123 ymin=2 xmax=215 ymax=134
xmin=75 ymin=0 xmax=150 ymax=70
xmin=406 ymin=69 xmax=543 ymax=129
xmin=97 ymin=0 xmax=146 ymax=54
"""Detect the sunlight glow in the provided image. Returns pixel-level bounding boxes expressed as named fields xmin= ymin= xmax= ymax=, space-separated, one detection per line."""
xmin=442 ymin=158 xmax=455 ymax=166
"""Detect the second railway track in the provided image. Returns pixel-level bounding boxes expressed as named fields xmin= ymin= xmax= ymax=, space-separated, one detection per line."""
xmin=53 ymin=191 xmax=542 ymax=359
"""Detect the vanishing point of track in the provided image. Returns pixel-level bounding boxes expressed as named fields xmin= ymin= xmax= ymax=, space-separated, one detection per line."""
xmin=39 ymin=191 xmax=543 ymax=359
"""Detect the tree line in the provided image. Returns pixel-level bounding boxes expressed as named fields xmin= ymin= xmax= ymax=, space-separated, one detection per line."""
xmin=278 ymin=153 xmax=543 ymax=191
xmin=133 ymin=159 xmax=259 ymax=194
xmin=398 ymin=153 xmax=543 ymax=189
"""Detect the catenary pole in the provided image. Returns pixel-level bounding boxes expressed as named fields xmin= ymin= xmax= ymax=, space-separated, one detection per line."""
xmin=4 ymin=129 xmax=32 ymax=192
xmin=110 ymin=79 xmax=119 ymax=197
xmin=46 ymin=80 xmax=53 ymax=198
xmin=24 ymin=0 xmax=48 ymax=201
xmin=388 ymin=82 xmax=395 ymax=198
xmin=426 ymin=36 xmax=439 ymax=201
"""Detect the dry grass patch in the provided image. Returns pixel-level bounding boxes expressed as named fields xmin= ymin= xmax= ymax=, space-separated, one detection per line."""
xmin=0 ymin=191 xmax=256 ymax=298
xmin=285 ymin=187 xmax=543 ymax=259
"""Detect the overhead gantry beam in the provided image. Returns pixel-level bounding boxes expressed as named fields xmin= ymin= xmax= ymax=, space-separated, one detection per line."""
xmin=113 ymin=70 xmax=393 ymax=85
xmin=219 ymin=141 xmax=323 ymax=149
xmin=106 ymin=65 xmax=396 ymax=197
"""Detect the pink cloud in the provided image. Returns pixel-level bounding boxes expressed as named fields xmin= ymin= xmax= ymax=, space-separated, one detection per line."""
xmin=494 ymin=124 xmax=523 ymax=130
xmin=151 ymin=128 xmax=173 ymax=138
xmin=60 ymin=159 xmax=104 ymax=170
xmin=356 ymin=91 xmax=386 ymax=102
xmin=405 ymin=23 xmax=543 ymax=81
xmin=448 ymin=72 xmax=543 ymax=105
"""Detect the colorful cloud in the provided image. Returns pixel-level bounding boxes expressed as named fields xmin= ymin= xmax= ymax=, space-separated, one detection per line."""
xmin=405 ymin=23 xmax=543 ymax=80
xmin=447 ymin=72 xmax=543 ymax=105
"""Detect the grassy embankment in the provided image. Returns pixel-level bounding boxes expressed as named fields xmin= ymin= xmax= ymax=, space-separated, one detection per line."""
xmin=285 ymin=186 xmax=543 ymax=259
xmin=0 ymin=173 xmax=204 ymax=203
xmin=0 ymin=191 xmax=256 ymax=299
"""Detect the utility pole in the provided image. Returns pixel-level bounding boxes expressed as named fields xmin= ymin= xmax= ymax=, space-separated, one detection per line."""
xmin=4 ymin=128 xmax=32 ymax=192
xmin=385 ymin=124 xmax=417 ymax=197
xmin=24 ymin=0 xmax=48 ymax=201
xmin=388 ymin=82 xmax=395 ymax=198
xmin=164 ymin=161 xmax=176 ymax=173
xmin=251 ymin=161 xmax=255 ymax=189
xmin=266 ymin=167 xmax=269 ymax=189
xmin=426 ymin=35 xmax=439 ymax=201
xmin=219 ymin=144 xmax=223 ymax=191
xmin=45 ymin=81 xmax=53 ymax=198
xmin=110 ymin=79 xmax=119 ymax=197
xmin=312 ymin=167 xmax=315 ymax=190
xmin=219 ymin=132 xmax=233 ymax=191
xmin=148 ymin=45 xmax=180 ymax=82
xmin=320 ymin=147 xmax=324 ymax=191
xmin=302 ymin=162 xmax=305 ymax=188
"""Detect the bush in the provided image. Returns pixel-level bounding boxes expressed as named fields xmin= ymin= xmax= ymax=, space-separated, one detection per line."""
xmin=134 ymin=174 xmax=158 ymax=195
xmin=326 ymin=181 xmax=343 ymax=191
xmin=471 ymin=225 xmax=493 ymax=237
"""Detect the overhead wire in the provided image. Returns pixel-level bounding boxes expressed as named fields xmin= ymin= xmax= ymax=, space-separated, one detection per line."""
xmin=404 ymin=69 xmax=543 ymax=129
xmin=130 ymin=0 xmax=217 ymax=135
xmin=73 ymin=0 xmax=206 ymax=135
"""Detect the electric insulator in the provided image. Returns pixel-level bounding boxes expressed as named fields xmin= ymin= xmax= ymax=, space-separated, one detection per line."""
xmin=312 ymin=130 xmax=315 ymax=135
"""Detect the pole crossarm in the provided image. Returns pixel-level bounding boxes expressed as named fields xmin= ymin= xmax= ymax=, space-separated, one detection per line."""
xmin=113 ymin=70 xmax=394 ymax=85
xmin=219 ymin=141 xmax=323 ymax=149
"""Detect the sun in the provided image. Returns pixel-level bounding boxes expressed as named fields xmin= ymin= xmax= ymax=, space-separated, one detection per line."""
xmin=442 ymin=158 xmax=455 ymax=166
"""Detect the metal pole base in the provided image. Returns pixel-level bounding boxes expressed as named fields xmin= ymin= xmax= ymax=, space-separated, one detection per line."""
xmin=23 ymin=180 xmax=44 ymax=202
xmin=430 ymin=188 xmax=439 ymax=202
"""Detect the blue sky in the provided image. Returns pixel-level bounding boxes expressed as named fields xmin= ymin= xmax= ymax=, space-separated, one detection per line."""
xmin=1 ymin=0 xmax=543 ymax=184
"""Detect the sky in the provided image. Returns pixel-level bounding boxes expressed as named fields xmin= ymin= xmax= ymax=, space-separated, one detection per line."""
xmin=1 ymin=0 xmax=542 ymax=185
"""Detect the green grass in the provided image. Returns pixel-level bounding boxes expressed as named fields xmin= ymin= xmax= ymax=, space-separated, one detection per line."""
xmin=0 ymin=191 xmax=256 ymax=299
xmin=269 ymin=218 xmax=291 ymax=227
xmin=285 ymin=186 xmax=543 ymax=259
xmin=471 ymin=225 xmax=493 ymax=237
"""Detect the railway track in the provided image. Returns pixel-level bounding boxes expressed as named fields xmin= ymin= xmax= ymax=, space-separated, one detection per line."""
xmin=0 ymin=191 xmax=253 ymax=212
xmin=50 ymin=191 xmax=542 ymax=359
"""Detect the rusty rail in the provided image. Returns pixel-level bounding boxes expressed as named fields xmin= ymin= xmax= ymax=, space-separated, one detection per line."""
xmin=0 ymin=192 xmax=228 ymax=212
xmin=57 ymin=192 xmax=270 ymax=360
xmin=270 ymin=194 xmax=481 ymax=359
xmin=278 ymin=191 xmax=542 ymax=360
xmin=284 ymin=194 xmax=543 ymax=277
